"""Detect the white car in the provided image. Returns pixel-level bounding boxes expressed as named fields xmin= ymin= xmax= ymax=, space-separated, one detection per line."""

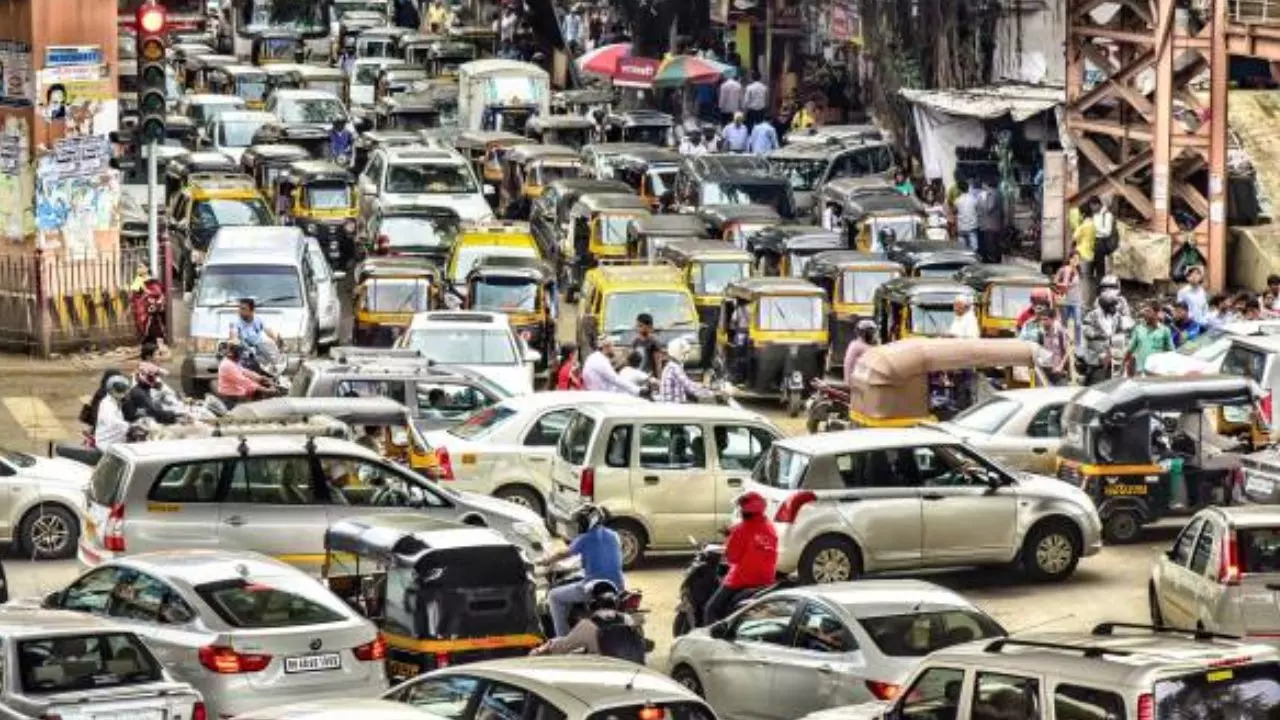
xmin=668 ymin=580 xmax=1006 ymax=720
xmin=0 ymin=448 xmax=92 ymax=559
xmin=396 ymin=311 xmax=537 ymax=395
xmin=424 ymin=391 xmax=648 ymax=515
xmin=931 ymin=386 xmax=1079 ymax=475
xmin=203 ymin=109 xmax=276 ymax=163
xmin=358 ymin=146 xmax=493 ymax=227
xmin=1145 ymin=321 xmax=1280 ymax=377
xmin=44 ymin=550 xmax=388 ymax=719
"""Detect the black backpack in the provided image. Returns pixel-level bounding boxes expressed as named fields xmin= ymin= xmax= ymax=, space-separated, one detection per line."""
xmin=593 ymin=612 xmax=645 ymax=664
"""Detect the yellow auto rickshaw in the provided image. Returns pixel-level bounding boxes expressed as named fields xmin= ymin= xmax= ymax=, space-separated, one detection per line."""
xmin=524 ymin=115 xmax=596 ymax=151
xmin=239 ymin=143 xmax=311 ymax=205
xmin=250 ymin=29 xmax=305 ymax=65
xmin=205 ymin=64 xmax=271 ymax=109
xmin=563 ymin=192 xmax=650 ymax=295
xmin=464 ymin=255 xmax=557 ymax=372
xmin=873 ymin=276 xmax=975 ymax=342
xmin=610 ymin=146 xmax=682 ymax=211
xmin=183 ymin=53 xmax=238 ymax=92
xmin=817 ymin=177 xmax=931 ymax=250
xmin=576 ymin=264 xmax=698 ymax=365
xmin=353 ymin=256 xmax=442 ymax=346
xmin=956 ymin=263 xmax=1053 ymax=337
xmin=445 ymin=221 xmax=543 ymax=297
xmin=658 ymin=239 xmax=752 ymax=368
xmin=697 ymin=204 xmax=782 ymax=249
xmin=710 ymin=277 xmax=829 ymax=416
xmin=747 ymin=225 xmax=844 ymax=278
xmin=274 ymin=160 xmax=359 ymax=267
xmin=804 ymin=250 xmax=904 ymax=370
xmin=498 ymin=144 xmax=583 ymax=220
xmin=625 ymin=214 xmax=706 ymax=263
xmin=848 ymin=338 xmax=1044 ymax=427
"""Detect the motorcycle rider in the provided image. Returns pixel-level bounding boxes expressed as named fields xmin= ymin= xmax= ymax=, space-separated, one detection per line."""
xmin=705 ymin=491 xmax=778 ymax=624
xmin=228 ymin=298 xmax=282 ymax=356
xmin=531 ymin=580 xmax=643 ymax=661
xmin=1080 ymin=293 xmax=1124 ymax=385
xmin=655 ymin=339 xmax=712 ymax=403
xmin=328 ymin=118 xmax=355 ymax=164
xmin=537 ymin=504 xmax=625 ymax=637
xmin=123 ymin=362 xmax=179 ymax=425
xmin=94 ymin=375 xmax=132 ymax=450
xmin=1097 ymin=274 xmax=1132 ymax=321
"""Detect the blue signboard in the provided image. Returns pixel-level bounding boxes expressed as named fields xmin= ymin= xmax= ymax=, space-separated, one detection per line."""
xmin=45 ymin=46 xmax=103 ymax=68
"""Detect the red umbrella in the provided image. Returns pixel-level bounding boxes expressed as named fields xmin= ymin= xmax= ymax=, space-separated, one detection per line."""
xmin=576 ymin=42 xmax=633 ymax=76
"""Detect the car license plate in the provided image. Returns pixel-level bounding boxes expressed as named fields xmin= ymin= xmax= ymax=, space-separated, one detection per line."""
xmin=284 ymin=652 xmax=341 ymax=673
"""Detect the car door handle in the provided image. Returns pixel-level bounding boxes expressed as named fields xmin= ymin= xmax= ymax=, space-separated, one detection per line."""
xmin=644 ymin=476 xmax=660 ymax=485
xmin=727 ymin=477 xmax=743 ymax=487
xmin=1031 ymin=447 xmax=1048 ymax=455
xmin=922 ymin=494 xmax=945 ymax=501
xmin=817 ymin=664 xmax=835 ymax=674
xmin=222 ymin=515 xmax=246 ymax=527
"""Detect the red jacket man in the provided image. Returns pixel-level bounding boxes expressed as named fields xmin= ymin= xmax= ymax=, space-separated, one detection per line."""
xmin=705 ymin=492 xmax=778 ymax=623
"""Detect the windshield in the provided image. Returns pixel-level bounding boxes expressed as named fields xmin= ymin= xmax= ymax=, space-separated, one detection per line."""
xmin=622 ymin=125 xmax=668 ymax=146
xmin=692 ymin=262 xmax=749 ymax=295
xmin=448 ymin=404 xmax=519 ymax=441
xmin=190 ymin=101 xmax=245 ymax=125
xmin=366 ymin=279 xmax=433 ymax=312
xmin=1178 ymin=328 xmax=1228 ymax=357
xmin=404 ymin=328 xmax=519 ymax=364
xmin=703 ymin=182 xmax=794 ymax=218
xmin=840 ymin=270 xmax=898 ymax=304
xmin=380 ymin=216 xmax=458 ymax=250
xmin=473 ymin=278 xmax=540 ymax=313
xmin=19 ymin=633 xmax=162 ymax=694
xmin=949 ymin=396 xmax=1020 ymax=434
xmin=242 ymin=0 xmax=328 ymax=34
xmin=197 ymin=264 xmax=303 ymax=307
xmin=534 ymin=163 xmax=580 ymax=185
xmin=451 ymin=246 xmax=536 ymax=281
xmin=770 ymin=158 xmax=826 ymax=191
xmin=858 ymin=611 xmax=1005 ymax=657
xmin=0 ymin=448 xmax=35 ymax=467
xmin=191 ymin=198 xmax=273 ymax=229
xmin=238 ymin=79 xmax=269 ymax=102
xmin=649 ymin=169 xmax=676 ymax=196
xmin=758 ymin=295 xmax=823 ymax=331
xmin=912 ymin=305 xmax=957 ymax=335
xmin=988 ymin=284 xmax=1037 ymax=319
xmin=752 ymin=446 xmax=810 ymax=489
xmin=1154 ymin=662 xmax=1280 ymax=720
xmin=195 ymin=578 xmax=345 ymax=628
xmin=220 ymin=119 xmax=270 ymax=147
xmin=603 ymin=291 xmax=695 ymax=332
xmin=869 ymin=216 xmax=922 ymax=243
xmin=1240 ymin=527 xmax=1280 ymax=573
xmin=308 ymin=80 xmax=343 ymax=97
xmin=355 ymin=64 xmax=384 ymax=82
xmin=386 ymin=163 xmax=477 ymax=194
xmin=600 ymin=214 xmax=634 ymax=246
xmin=305 ymin=183 xmax=352 ymax=209
xmin=277 ymin=97 xmax=346 ymax=124
xmin=387 ymin=111 xmax=438 ymax=131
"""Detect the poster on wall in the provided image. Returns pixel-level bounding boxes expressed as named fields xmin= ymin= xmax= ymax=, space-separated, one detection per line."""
xmin=0 ymin=117 xmax=33 ymax=242
xmin=0 ymin=40 xmax=34 ymax=107
xmin=37 ymin=63 xmax=116 ymax=134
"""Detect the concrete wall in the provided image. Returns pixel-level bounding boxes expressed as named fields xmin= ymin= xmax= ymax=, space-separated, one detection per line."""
xmin=993 ymin=0 xmax=1065 ymax=85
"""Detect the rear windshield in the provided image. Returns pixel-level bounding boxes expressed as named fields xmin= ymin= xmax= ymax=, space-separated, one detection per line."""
xmin=752 ymin=446 xmax=810 ymax=489
xmin=1155 ymin=661 xmax=1280 ymax=720
xmin=89 ymin=454 xmax=130 ymax=505
xmin=448 ymin=404 xmax=519 ymax=441
xmin=858 ymin=610 xmax=1005 ymax=657
xmin=1240 ymin=528 xmax=1280 ymax=573
xmin=988 ymin=285 xmax=1037 ymax=319
xmin=558 ymin=412 xmax=596 ymax=465
xmin=19 ymin=633 xmax=161 ymax=694
xmin=1221 ymin=344 xmax=1270 ymax=385
xmin=195 ymin=578 xmax=345 ymax=628
xmin=949 ymin=397 xmax=1020 ymax=435
xmin=588 ymin=703 xmax=715 ymax=720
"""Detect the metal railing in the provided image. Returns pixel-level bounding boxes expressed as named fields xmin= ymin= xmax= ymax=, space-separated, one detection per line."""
xmin=1231 ymin=0 xmax=1280 ymax=23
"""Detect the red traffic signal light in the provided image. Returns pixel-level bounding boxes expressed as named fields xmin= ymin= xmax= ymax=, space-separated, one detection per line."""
xmin=137 ymin=4 xmax=166 ymax=34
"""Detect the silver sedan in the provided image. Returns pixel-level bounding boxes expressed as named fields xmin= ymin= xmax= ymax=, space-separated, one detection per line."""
xmin=666 ymin=580 xmax=1005 ymax=720
xmin=41 ymin=549 xmax=388 ymax=719
xmin=932 ymin=386 xmax=1079 ymax=475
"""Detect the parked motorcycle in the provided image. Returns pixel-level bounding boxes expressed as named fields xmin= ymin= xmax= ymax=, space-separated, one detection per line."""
xmin=805 ymin=378 xmax=849 ymax=433
xmin=672 ymin=541 xmax=791 ymax=637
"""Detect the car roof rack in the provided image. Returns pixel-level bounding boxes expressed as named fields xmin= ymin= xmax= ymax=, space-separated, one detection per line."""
xmin=1091 ymin=622 xmax=1242 ymax=642
xmin=983 ymin=638 xmax=1132 ymax=660
xmin=425 ymin=312 xmax=495 ymax=323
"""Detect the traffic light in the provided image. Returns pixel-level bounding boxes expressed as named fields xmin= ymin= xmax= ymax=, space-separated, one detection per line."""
xmin=136 ymin=2 xmax=167 ymax=144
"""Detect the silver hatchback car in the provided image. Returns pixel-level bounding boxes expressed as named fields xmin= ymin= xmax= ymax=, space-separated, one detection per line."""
xmin=746 ymin=427 xmax=1103 ymax=584
xmin=1149 ymin=505 xmax=1280 ymax=638
xmin=44 ymin=550 xmax=388 ymax=719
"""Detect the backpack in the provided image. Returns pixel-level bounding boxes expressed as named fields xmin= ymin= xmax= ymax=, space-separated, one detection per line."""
xmin=1096 ymin=212 xmax=1120 ymax=256
xmin=593 ymin=612 xmax=645 ymax=663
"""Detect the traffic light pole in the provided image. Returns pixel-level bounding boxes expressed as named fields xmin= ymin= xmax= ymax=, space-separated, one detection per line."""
xmin=147 ymin=140 xmax=159 ymax=277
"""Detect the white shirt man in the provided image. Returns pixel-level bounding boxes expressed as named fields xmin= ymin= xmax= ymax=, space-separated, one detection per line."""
xmin=94 ymin=388 xmax=130 ymax=450
xmin=948 ymin=297 xmax=981 ymax=339
xmin=582 ymin=340 xmax=641 ymax=394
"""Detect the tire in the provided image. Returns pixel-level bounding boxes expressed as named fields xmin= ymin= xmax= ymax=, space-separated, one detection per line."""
xmin=787 ymin=390 xmax=803 ymax=418
xmin=672 ymin=612 xmax=692 ymax=638
xmin=671 ymin=665 xmax=704 ymax=697
xmin=18 ymin=505 xmax=79 ymax=560
xmin=1149 ymin=585 xmax=1165 ymax=626
xmin=494 ymin=486 xmax=545 ymax=517
xmin=798 ymin=535 xmax=861 ymax=584
xmin=609 ymin=519 xmax=646 ymax=569
xmin=1021 ymin=520 xmax=1081 ymax=582
xmin=805 ymin=401 xmax=829 ymax=434
xmin=1102 ymin=509 xmax=1142 ymax=544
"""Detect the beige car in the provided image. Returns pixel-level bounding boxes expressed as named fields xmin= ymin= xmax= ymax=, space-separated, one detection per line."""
xmin=932 ymin=386 xmax=1078 ymax=475
xmin=547 ymin=403 xmax=783 ymax=566
xmin=1149 ymin=505 xmax=1280 ymax=638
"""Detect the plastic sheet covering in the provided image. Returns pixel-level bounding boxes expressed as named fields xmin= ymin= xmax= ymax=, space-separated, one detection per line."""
xmin=910 ymin=106 xmax=985 ymax=183
xmin=1109 ymin=224 xmax=1170 ymax=285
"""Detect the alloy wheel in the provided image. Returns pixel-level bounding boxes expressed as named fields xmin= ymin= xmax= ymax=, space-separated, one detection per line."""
xmin=811 ymin=548 xmax=853 ymax=583
xmin=30 ymin=513 xmax=70 ymax=556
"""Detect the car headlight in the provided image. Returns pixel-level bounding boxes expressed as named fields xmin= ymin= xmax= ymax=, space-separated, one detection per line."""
xmin=192 ymin=336 xmax=220 ymax=354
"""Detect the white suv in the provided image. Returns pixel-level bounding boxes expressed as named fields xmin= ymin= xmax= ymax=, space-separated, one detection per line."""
xmin=747 ymin=427 xmax=1103 ymax=584
xmin=394 ymin=311 xmax=537 ymax=395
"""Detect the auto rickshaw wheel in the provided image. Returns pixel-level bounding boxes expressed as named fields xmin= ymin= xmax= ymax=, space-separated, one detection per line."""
xmin=1102 ymin=509 xmax=1142 ymax=544
xmin=785 ymin=388 xmax=803 ymax=418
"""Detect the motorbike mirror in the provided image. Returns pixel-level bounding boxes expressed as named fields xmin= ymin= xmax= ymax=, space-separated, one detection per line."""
xmin=708 ymin=621 xmax=729 ymax=640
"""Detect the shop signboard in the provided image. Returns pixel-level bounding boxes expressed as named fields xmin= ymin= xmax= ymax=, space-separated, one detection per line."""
xmin=615 ymin=57 xmax=658 ymax=88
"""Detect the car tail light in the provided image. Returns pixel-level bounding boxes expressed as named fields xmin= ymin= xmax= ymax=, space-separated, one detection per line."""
xmin=435 ymin=446 xmax=454 ymax=480
xmin=198 ymin=645 xmax=272 ymax=674
xmin=193 ymin=702 xmax=207 ymax=720
xmin=865 ymin=680 xmax=901 ymax=701
xmin=638 ymin=707 xmax=663 ymax=720
xmin=774 ymin=491 xmax=816 ymax=523
xmin=1137 ymin=693 xmax=1154 ymax=720
xmin=376 ymin=234 xmax=391 ymax=254
xmin=104 ymin=503 xmax=126 ymax=552
xmin=579 ymin=467 xmax=595 ymax=500
xmin=434 ymin=652 xmax=450 ymax=668
xmin=1219 ymin=530 xmax=1242 ymax=586
xmin=353 ymin=634 xmax=386 ymax=661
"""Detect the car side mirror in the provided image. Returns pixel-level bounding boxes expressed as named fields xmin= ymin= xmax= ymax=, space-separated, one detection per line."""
xmin=42 ymin=590 xmax=63 ymax=608
xmin=984 ymin=469 xmax=1003 ymax=490
xmin=484 ymin=184 xmax=497 ymax=197
xmin=333 ymin=271 xmax=348 ymax=282
xmin=708 ymin=621 xmax=729 ymax=640
xmin=525 ymin=349 xmax=542 ymax=365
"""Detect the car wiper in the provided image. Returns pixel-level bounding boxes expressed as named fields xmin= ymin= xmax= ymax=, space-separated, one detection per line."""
xmin=258 ymin=294 xmax=299 ymax=304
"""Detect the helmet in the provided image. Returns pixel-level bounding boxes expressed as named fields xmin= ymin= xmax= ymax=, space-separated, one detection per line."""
xmin=1098 ymin=294 xmax=1119 ymax=313
xmin=573 ymin=504 xmax=605 ymax=534
xmin=667 ymin=337 xmax=690 ymax=364
xmin=877 ymin=227 xmax=897 ymax=246
xmin=585 ymin=579 xmax=619 ymax=611
xmin=736 ymin=491 xmax=767 ymax=517
xmin=106 ymin=376 xmax=130 ymax=395
xmin=1100 ymin=274 xmax=1120 ymax=290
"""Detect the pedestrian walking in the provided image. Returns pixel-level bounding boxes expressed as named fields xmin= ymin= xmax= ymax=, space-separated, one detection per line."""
xmin=722 ymin=112 xmax=749 ymax=152
xmin=743 ymin=71 xmax=768 ymax=128
xmin=953 ymin=180 xmax=979 ymax=252
xmin=1020 ymin=307 xmax=1071 ymax=385
xmin=747 ymin=117 xmax=778 ymax=155
xmin=977 ymin=178 xmax=1004 ymax=264
xmin=1054 ymin=251 xmax=1083 ymax=351
xmin=1125 ymin=300 xmax=1174 ymax=376
xmin=717 ymin=75 xmax=743 ymax=126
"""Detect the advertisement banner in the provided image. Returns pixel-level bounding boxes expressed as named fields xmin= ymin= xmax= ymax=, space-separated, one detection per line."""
xmin=615 ymin=57 xmax=658 ymax=88
xmin=0 ymin=40 xmax=33 ymax=107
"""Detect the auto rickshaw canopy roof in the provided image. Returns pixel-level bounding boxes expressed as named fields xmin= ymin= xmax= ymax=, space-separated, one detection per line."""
xmin=851 ymin=338 xmax=1041 ymax=419
xmin=956 ymin=263 xmax=1052 ymax=290
xmin=751 ymin=225 xmax=843 ymax=252
xmin=823 ymin=179 xmax=927 ymax=219
xmin=355 ymin=256 xmax=441 ymax=282
xmin=281 ymin=160 xmax=354 ymax=185
xmin=659 ymin=239 xmax=752 ymax=263
xmin=454 ymin=130 xmax=531 ymax=149
xmin=506 ymin=144 xmax=581 ymax=164
xmin=631 ymin=213 xmax=707 ymax=238
xmin=467 ymin=254 xmax=555 ymax=281
xmin=876 ymin=276 xmax=974 ymax=302
xmin=527 ymin=115 xmax=596 ymax=131
xmin=170 ymin=151 xmax=241 ymax=176
xmin=805 ymin=250 xmax=903 ymax=275
xmin=887 ymin=240 xmax=980 ymax=269
xmin=725 ymin=276 xmax=826 ymax=300
xmin=571 ymin=192 xmax=650 ymax=214
xmin=605 ymin=109 xmax=674 ymax=127
xmin=1069 ymin=374 xmax=1261 ymax=418
xmin=324 ymin=514 xmax=520 ymax=572
xmin=698 ymin=203 xmax=783 ymax=229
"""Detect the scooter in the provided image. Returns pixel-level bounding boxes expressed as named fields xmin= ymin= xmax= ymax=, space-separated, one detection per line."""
xmin=538 ymin=560 xmax=651 ymax=650
xmin=805 ymin=378 xmax=849 ymax=433
xmin=672 ymin=540 xmax=791 ymax=637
